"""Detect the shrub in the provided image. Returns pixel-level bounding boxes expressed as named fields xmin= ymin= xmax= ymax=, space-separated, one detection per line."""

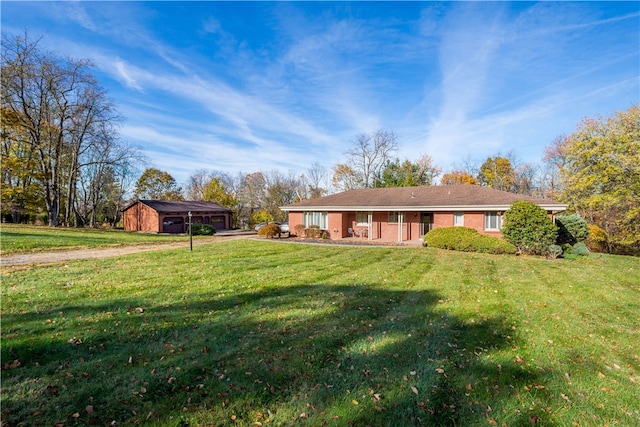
xmin=294 ymin=224 xmax=305 ymax=237
xmin=305 ymin=225 xmax=322 ymax=239
xmin=423 ymin=227 xmax=517 ymax=255
xmin=257 ymin=223 xmax=281 ymax=238
xmin=572 ymin=241 xmax=590 ymax=256
xmin=555 ymin=214 xmax=589 ymax=245
xmin=585 ymin=224 xmax=608 ymax=253
xmin=190 ymin=223 xmax=216 ymax=235
xmin=502 ymin=201 xmax=558 ymax=255
xmin=548 ymin=244 xmax=563 ymax=259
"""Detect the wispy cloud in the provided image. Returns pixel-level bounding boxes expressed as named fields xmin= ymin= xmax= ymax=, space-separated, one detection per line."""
xmin=3 ymin=1 xmax=636 ymax=184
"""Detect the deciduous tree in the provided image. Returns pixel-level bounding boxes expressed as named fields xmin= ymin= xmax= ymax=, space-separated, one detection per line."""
xmin=555 ymin=106 xmax=640 ymax=250
xmin=334 ymin=129 xmax=399 ymax=190
xmin=477 ymin=156 xmax=516 ymax=192
xmin=134 ymin=168 xmax=183 ymax=200
xmin=202 ymin=177 xmax=238 ymax=209
xmin=374 ymin=154 xmax=441 ymax=187
xmin=440 ymin=170 xmax=478 ymax=185
xmin=2 ymin=32 xmax=133 ymax=226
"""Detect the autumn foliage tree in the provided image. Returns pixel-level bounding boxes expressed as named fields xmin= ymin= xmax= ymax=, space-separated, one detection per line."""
xmin=134 ymin=168 xmax=183 ymax=200
xmin=477 ymin=156 xmax=516 ymax=192
xmin=551 ymin=105 xmax=640 ymax=253
xmin=440 ymin=170 xmax=478 ymax=186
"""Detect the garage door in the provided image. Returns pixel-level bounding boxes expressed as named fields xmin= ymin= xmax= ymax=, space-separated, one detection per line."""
xmin=162 ymin=217 xmax=184 ymax=233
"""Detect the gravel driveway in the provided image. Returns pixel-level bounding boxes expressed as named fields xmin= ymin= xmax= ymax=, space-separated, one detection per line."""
xmin=1 ymin=232 xmax=254 ymax=268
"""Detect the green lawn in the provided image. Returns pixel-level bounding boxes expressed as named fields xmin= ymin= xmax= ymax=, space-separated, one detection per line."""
xmin=2 ymin=239 xmax=639 ymax=426
xmin=0 ymin=224 xmax=198 ymax=254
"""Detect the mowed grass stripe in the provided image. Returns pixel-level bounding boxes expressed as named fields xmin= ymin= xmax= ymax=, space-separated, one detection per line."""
xmin=2 ymin=239 xmax=639 ymax=426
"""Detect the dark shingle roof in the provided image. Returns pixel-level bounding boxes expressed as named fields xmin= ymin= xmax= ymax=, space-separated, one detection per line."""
xmin=126 ymin=200 xmax=232 ymax=213
xmin=282 ymin=185 xmax=566 ymax=211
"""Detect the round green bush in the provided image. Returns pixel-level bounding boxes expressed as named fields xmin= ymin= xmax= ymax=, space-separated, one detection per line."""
xmin=190 ymin=223 xmax=216 ymax=235
xmin=555 ymin=214 xmax=589 ymax=245
xmin=423 ymin=227 xmax=516 ymax=255
xmin=571 ymin=241 xmax=590 ymax=256
xmin=502 ymin=201 xmax=558 ymax=256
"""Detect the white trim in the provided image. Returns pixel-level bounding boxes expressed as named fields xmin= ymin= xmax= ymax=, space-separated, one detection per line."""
xmin=484 ymin=211 xmax=503 ymax=231
xmin=282 ymin=204 xmax=567 ymax=212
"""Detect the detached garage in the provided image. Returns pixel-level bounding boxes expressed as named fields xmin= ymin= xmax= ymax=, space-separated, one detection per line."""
xmin=122 ymin=200 xmax=233 ymax=234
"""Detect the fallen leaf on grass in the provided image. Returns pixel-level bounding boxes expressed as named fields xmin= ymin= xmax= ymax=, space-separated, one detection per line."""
xmin=2 ymin=359 xmax=21 ymax=370
xmin=410 ymin=386 xmax=419 ymax=395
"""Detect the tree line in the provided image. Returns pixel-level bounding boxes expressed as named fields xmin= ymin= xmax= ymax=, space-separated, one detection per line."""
xmin=1 ymin=33 xmax=141 ymax=227
xmin=2 ymin=33 xmax=637 ymax=253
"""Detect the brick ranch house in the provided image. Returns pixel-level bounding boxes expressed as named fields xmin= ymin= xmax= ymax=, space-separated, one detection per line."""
xmin=122 ymin=200 xmax=233 ymax=234
xmin=281 ymin=184 xmax=567 ymax=243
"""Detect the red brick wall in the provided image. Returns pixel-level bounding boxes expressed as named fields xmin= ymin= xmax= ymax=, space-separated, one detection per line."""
xmin=327 ymin=212 xmax=343 ymax=239
xmin=286 ymin=210 xmax=508 ymax=240
xmin=288 ymin=212 xmax=304 ymax=236
xmin=433 ymin=211 xmax=454 ymax=228
xmin=431 ymin=211 xmax=502 ymax=237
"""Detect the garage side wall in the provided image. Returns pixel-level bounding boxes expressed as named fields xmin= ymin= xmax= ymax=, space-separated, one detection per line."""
xmin=123 ymin=203 xmax=160 ymax=233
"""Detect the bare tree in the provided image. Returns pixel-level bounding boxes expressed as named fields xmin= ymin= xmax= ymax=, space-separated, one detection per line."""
xmin=337 ymin=128 xmax=399 ymax=189
xmin=2 ymin=32 xmax=127 ymax=226
xmin=304 ymin=162 xmax=329 ymax=198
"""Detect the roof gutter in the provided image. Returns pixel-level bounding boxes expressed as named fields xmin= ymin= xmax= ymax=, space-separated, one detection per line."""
xmin=280 ymin=204 xmax=567 ymax=212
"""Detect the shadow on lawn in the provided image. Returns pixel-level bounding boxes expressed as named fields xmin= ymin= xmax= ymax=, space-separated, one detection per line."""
xmin=2 ymin=283 xmax=552 ymax=426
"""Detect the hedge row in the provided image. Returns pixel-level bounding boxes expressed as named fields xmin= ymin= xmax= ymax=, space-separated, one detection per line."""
xmin=423 ymin=227 xmax=517 ymax=255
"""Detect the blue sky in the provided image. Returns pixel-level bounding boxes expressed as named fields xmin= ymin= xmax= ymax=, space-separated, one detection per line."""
xmin=2 ymin=1 xmax=638 ymax=186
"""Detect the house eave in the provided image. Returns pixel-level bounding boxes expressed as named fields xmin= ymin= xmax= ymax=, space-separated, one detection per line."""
xmin=281 ymin=204 xmax=567 ymax=212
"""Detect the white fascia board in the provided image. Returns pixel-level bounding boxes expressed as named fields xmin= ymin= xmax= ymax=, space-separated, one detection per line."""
xmin=281 ymin=204 xmax=567 ymax=212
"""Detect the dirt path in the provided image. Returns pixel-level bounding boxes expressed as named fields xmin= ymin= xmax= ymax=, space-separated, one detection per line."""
xmin=0 ymin=232 xmax=255 ymax=268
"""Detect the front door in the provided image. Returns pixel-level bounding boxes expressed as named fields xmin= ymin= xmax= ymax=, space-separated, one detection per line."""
xmin=420 ymin=213 xmax=432 ymax=236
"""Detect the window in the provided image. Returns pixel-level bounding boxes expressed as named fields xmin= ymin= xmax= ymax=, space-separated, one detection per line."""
xmin=453 ymin=212 xmax=464 ymax=226
xmin=484 ymin=212 xmax=503 ymax=230
xmin=303 ymin=211 xmax=328 ymax=229
xmin=388 ymin=211 xmax=402 ymax=223
xmin=356 ymin=211 xmax=370 ymax=226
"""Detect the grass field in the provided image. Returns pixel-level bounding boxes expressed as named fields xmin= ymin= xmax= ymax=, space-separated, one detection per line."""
xmin=0 ymin=224 xmax=200 ymax=254
xmin=1 ymin=233 xmax=639 ymax=426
